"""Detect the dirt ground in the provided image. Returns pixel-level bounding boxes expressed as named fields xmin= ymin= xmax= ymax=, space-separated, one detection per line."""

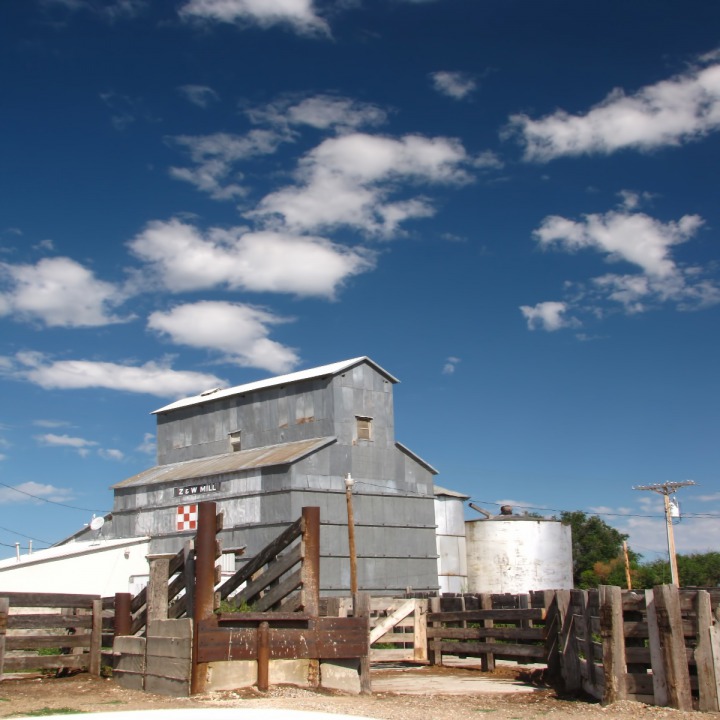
xmin=0 ymin=666 xmax=715 ymax=720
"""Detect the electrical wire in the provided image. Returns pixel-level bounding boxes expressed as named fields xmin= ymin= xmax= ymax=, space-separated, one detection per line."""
xmin=470 ymin=499 xmax=720 ymax=520
xmin=0 ymin=481 xmax=108 ymax=513
xmin=0 ymin=524 xmax=52 ymax=545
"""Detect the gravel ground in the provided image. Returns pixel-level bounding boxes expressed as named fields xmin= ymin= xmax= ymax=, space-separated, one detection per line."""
xmin=0 ymin=669 xmax=717 ymax=720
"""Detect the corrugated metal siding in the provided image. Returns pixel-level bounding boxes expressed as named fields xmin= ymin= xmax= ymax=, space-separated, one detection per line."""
xmin=113 ymin=436 xmax=336 ymax=488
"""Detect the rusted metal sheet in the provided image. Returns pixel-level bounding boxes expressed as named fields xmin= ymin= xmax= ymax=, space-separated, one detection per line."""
xmin=197 ymin=617 xmax=368 ymax=663
xmin=113 ymin=437 xmax=337 ymax=489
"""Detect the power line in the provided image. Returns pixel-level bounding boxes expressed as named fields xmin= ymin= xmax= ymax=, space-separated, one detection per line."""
xmin=0 ymin=481 xmax=108 ymax=513
xmin=469 ymin=498 xmax=719 ymax=520
xmin=0 ymin=524 xmax=52 ymax=545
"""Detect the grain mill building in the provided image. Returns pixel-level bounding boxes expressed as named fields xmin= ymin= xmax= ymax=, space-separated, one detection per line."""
xmin=89 ymin=357 xmax=440 ymax=595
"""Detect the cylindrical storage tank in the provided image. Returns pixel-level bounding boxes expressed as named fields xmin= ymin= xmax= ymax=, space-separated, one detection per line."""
xmin=465 ymin=517 xmax=573 ymax=594
xmin=434 ymin=486 xmax=469 ymax=593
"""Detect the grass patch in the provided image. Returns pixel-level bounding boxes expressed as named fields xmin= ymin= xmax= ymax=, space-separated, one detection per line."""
xmin=11 ymin=709 xmax=84 ymax=717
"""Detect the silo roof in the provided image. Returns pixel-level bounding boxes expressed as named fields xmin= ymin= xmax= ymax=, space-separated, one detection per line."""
xmin=152 ymin=356 xmax=399 ymax=415
xmin=112 ymin=436 xmax=336 ymax=489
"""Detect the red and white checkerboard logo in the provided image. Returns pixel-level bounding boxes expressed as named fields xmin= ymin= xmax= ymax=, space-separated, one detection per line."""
xmin=177 ymin=504 xmax=198 ymax=531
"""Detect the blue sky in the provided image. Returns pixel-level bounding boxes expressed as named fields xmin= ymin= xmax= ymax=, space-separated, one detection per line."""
xmin=1 ymin=0 xmax=718 ymax=564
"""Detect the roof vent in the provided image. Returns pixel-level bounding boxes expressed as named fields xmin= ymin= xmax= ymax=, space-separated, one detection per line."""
xmin=200 ymin=387 xmax=222 ymax=397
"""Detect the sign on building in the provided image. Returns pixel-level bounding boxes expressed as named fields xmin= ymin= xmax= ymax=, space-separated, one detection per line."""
xmin=177 ymin=504 xmax=198 ymax=532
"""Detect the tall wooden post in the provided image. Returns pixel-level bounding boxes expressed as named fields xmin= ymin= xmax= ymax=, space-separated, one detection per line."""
xmin=345 ymin=474 xmax=358 ymax=596
xmin=300 ymin=506 xmax=320 ymax=616
xmin=694 ymin=589 xmax=720 ymax=712
xmin=191 ymin=501 xmax=217 ymax=695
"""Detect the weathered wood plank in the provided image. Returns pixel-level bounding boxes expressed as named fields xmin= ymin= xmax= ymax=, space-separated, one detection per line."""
xmin=354 ymin=592 xmax=371 ymax=694
xmin=0 ymin=593 xmax=98 ymax=608
xmin=218 ymin=518 xmax=302 ymax=600
xmin=695 ymin=589 xmax=720 ymax=712
xmin=232 ymin=545 xmax=302 ymax=609
xmin=369 ymin=599 xmax=416 ymax=645
xmin=427 ymin=626 xmax=546 ymax=641
xmin=428 ymin=608 xmax=545 ymax=623
xmin=0 ymin=597 xmax=7 ymax=680
xmin=5 ymin=634 xmax=92 ymax=651
xmin=7 ymin=615 xmax=93 ymax=630
xmin=252 ymin=569 xmax=303 ymax=612
xmin=556 ymin=589 xmax=581 ymax=694
xmin=3 ymin=654 xmax=87 ymax=671
xmin=435 ymin=641 xmax=546 ymax=659
xmin=599 ymin=585 xmax=626 ymax=705
xmin=645 ymin=588 xmax=667 ymax=707
xmin=654 ymin=584 xmax=692 ymax=711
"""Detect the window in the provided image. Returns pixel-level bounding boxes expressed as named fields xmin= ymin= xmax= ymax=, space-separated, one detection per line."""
xmin=228 ymin=430 xmax=242 ymax=452
xmin=356 ymin=416 xmax=373 ymax=441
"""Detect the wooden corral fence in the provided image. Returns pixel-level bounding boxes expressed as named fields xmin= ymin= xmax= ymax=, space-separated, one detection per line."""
xmin=368 ymin=598 xmax=428 ymax=664
xmin=0 ymin=593 xmax=109 ymax=678
xmin=556 ymin=585 xmax=720 ymax=711
xmin=112 ymin=502 xmax=371 ymax=696
xmin=425 ymin=591 xmax=554 ymax=671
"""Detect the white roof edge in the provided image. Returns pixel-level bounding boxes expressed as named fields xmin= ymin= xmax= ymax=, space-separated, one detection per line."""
xmin=434 ymin=484 xmax=470 ymax=499
xmin=0 ymin=536 xmax=151 ymax=570
xmin=395 ymin=441 xmax=439 ymax=475
xmin=152 ymin=356 xmax=399 ymax=415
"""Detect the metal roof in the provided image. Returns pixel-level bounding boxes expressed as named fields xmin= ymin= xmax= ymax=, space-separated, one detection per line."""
xmin=112 ymin=436 xmax=337 ymax=489
xmin=152 ymin=356 xmax=399 ymax=415
xmin=395 ymin=441 xmax=438 ymax=475
xmin=0 ymin=536 xmax=151 ymax=570
xmin=434 ymin=484 xmax=470 ymax=499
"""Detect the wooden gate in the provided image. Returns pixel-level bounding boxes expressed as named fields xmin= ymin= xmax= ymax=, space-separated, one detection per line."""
xmin=369 ymin=598 xmax=428 ymax=664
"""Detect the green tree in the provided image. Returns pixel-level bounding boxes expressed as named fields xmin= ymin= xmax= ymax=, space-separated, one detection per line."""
xmin=558 ymin=511 xmax=637 ymax=588
xmin=635 ymin=552 xmax=720 ymax=588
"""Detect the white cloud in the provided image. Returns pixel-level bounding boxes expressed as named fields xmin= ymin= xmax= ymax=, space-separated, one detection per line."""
xmin=149 ymin=301 xmax=299 ymax=374
xmin=33 ymin=419 xmax=72 ymax=428
xmin=252 ymin=132 xmax=473 ymax=236
xmin=136 ymin=432 xmax=156 ymax=455
xmin=179 ymin=0 xmax=330 ymax=36
xmin=169 ymin=129 xmax=290 ymax=199
xmin=524 ymin=207 xmax=719 ymax=325
xmin=0 ymin=481 xmax=73 ymax=505
xmin=520 ymin=301 xmax=575 ymax=331
xmin=99 ymin=448 xmax=124 ymax=460
xmin=430 ymin=71 xmax=476 ymax=100
xmin=11 ymin=352 xmax=226 ymax=398
xmin=0 ymin=257 xmax=129 ymax=327
xmin=442 ymin=356 xmax=460 ymax=375
xmin=508 ymin=53 xmax=720 ymax=160
xmin=288 ymin=95 xmax=386 ymax=130
xmin=534 ymin=210 xmax=703 ymax=278
xmin=178 ymin=84 xmax=219 ymax=108
xmin=129 ymin=219 xmax=374 ymax=297
xmin=35 ymin=433 xmax=98 ymax=449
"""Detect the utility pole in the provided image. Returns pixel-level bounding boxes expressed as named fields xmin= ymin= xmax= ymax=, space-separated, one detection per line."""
xmin=345 ymin=473 xmax=358 ymax=595
xmin=633 ymin=480 xmax=696 ymax=586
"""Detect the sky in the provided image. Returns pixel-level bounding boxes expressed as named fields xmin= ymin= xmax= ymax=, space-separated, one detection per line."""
xmin=1 ymin=0 xmax=718 ymax=565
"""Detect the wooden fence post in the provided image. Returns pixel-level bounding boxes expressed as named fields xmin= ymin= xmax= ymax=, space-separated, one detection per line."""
xmin=645 ymin=588 xmax=668 ymax=706
xmin=354 ymin=592 xmax=372 ymax=695
xmin=694 ymin=589 xmax=720 ymax=712
xmin=89 ymin=598 xmax=103 ymax=677
xmin=556 ymin=589 xmax=581 ymax=693
xmin=300 ymin=506 xmax=320 ymax=617
xmin=0 ymin=597 xmax=8 ymax=680
xmin=147 ymin=554 xmax=174 ymax=623
xmin=191 ymin=501 xmax=217 ymax=695
xmin=578 ymin=590 xmax=597 ymax=690
xmin=480 ymin=593 xmax=495 ymax=671
xmin=653 ymin=584 xmax=692 ymax=710
xmin=543 ymin=590 xmax=562 ymax=685
xmin=428 ymin=596 xmax=442 ymax=666
xmin=599 ymin=585 xmax=626 ymax=705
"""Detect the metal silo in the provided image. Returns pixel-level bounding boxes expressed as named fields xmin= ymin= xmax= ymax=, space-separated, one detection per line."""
xmin=465 ymin=511 xmax=573 ymax=594
xmin=434 ymin=485 xmax=469 ymax=593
